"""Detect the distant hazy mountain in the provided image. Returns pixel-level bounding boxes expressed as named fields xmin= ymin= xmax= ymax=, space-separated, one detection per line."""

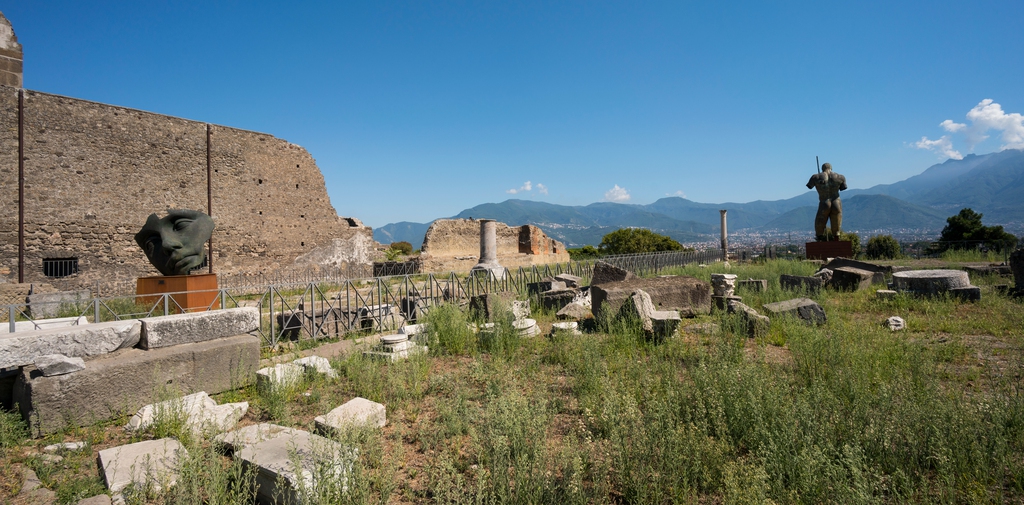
xmin=373 ymin=149 xmax=1024 ymax=247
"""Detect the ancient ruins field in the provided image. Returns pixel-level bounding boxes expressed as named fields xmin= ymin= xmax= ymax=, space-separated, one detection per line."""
xmin=2 ymin=256 xmax=1023 ymax=504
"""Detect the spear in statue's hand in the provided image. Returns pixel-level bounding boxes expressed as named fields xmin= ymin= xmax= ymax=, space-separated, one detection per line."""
xmin=816 ymin=156 xmax=820 ymax=173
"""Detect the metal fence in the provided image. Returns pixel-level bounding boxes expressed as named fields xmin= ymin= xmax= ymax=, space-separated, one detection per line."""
xmin=2 ymin=248 xmax=724 ymax=348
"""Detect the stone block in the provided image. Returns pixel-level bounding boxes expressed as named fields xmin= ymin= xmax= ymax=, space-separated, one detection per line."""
xmin=823 ymin=258 xmax=890 ymax=275
xmin=1011 ymin=248 xmax=1024 ymax=292
xmin=513 ymin=318 xmax=541 ymax=337
xmin=0 ymin=320 xmax=141 ymax=370
xmin=590 ymin=261 xmax=635 ymax=285
xmin=619 ymin=289 xmax=681 ymax=339
xmin=526 ymin=278 xmax=565 ymax=295
xmin=97 ymin=438 xmax=187 ymax=494
xmin=14 ymin=334 xmax=259 ymax=437
xmin=556 ymin=301 xmax=591 ymax=320
xmin=468 ymin=292 xmax=515 ymax=321
xmin=828 ymin=266 xmax=875 ymax=291
xmin=512 ymin=300 xmax=531 ymax=321
xmin=885 ymin=316 xmax=906 ymax=331
xmin=550 ymin=322 xmax=581 ymax=335
xmin=540 ymin=288 xmax=580 ymax=311
xmin=737 ymin=279 xmax=768 ymax=292
xmin=893 ymin=269 xmax=972 ymax=296
xmin=292 ymin=356 xmax=338 ymax=379
xmin=710 ymin=273 xmax=737 ymax=297
xmin=78 ymin=495 xmax=112 ymax=505
xmin=876 ymin=289 xmax=898 ymax=300
xmin=712 ymin=295 xmax=742 ymax=311
xmin=727 ymin=300 xmax=770 ymax=339
xmin=125 ymin=391 xmax=248 ymax=435
xmin=762 ymin=298 xmax=826 ymax=325
xmin=140 ymin=307 xmax=259 ymax=349
xmin=0 ymin=316 xmax=89 ymax=334
xmin=554 ymin=273 xmax=582 ymax=288
xmin=950 ymin=286 xmax=982 ymax=302
xmin=591 ymin=276 xmax=710 ymax=320
xmin=27 ymin=290 xmax=90 ymax=319
xmin=314 ymin=397 xmax=386 ymax=435
xmin=218 ymin=423 xmax=358 ymax=504
xmin=779 ymin=274 xmax=824 ymax=293
xmin=33 ymin=354 xmax=85 ymax=377
xmin=257 ymin=363 xmax=304 ymax=391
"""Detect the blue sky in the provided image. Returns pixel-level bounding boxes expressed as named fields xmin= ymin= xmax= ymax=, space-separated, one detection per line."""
xmin=5 ymin=1 xmax=1024 ymax=228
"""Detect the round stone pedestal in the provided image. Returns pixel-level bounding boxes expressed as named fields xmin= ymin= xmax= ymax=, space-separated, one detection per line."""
xmin=892 ymin=269 xmax=971 ymax=295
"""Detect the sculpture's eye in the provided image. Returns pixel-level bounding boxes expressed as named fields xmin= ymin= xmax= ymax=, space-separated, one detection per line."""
xmin=172 ymin=219 xmax=194 ymax=232
xmin=144 ymin=237 xmax=159 ymax=256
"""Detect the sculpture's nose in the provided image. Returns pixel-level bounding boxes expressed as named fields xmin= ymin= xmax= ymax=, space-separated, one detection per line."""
xmin=160 ymin=232 xmax=183 ymax=253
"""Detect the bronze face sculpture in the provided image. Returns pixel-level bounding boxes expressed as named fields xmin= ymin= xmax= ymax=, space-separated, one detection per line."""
xmin=806 ymin=162 xmax=847 ymax=239
xmin=134 ymin=209 xmax=214 ymax=276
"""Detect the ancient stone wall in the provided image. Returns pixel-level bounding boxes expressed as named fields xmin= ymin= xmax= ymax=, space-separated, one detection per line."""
xmin=0 ymin=13 xmax=22 ymax=88
xmin=0 ymin=86 xmax=374 ymax=291
xmin=418 ymin=219 xmax=569 ymax=273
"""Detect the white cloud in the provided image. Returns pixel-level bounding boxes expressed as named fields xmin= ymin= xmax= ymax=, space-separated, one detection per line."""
xmin=914 ymin=136 xmax=963 ymax=160
xmin=604 ymin=184 xmax=631 ymax=202
xmin=506 ymin=181 xmax=532 ymax=194
xmin=536 ymin=183 xmax=548 ymax=195
xmin=914 ymin=99 xmax=1024 ymax=159
xmin=666 ymin=190 xmax=686 ymax=198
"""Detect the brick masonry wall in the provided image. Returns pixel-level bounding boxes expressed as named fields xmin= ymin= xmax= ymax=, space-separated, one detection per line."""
xmin=0 ymin=86 xmax=374 ymax=290
xmin=418 ymin=218 xmax=570 ymax=273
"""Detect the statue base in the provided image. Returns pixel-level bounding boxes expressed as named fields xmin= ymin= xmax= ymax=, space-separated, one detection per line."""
xmin=805 ymin=241 xmax=853 ymax=261
xmin=136 ymin=273 xmax=220 ymax=313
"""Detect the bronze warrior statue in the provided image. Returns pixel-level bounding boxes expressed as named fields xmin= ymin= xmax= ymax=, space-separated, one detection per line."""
xmin=806 ymin=162 xmax=847 ymax=239
xmin=134 ymin=209 xmax=215 ymax=276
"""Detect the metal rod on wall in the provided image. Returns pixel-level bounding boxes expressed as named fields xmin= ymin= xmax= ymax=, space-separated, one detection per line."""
xmin=18 ymin=88 xmax=25 ymax=283
xmin=207 ymin=123 xmax=214 ymax=274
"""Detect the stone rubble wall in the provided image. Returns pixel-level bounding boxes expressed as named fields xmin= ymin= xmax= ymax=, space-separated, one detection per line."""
xmin=0 ymin=86 xmax=375 ymax=290
xmin=418 ymin=218 xmax=570 ymax=273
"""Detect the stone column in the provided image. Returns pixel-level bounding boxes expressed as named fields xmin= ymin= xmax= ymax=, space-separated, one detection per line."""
xmin=719 ymin=210 xmax=728 ymax=254
xmin=470 ymin=219 xmax=505 ymax=279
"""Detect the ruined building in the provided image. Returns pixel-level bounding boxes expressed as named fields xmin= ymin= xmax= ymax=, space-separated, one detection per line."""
xmin=0 ymin=13 xmax=376 ymax=291
xmin=417 ymin=219 xmax=570 ymax=273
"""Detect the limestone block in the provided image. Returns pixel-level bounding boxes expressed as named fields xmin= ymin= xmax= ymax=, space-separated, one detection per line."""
xmin=540 ymin=288 xmax=580 ymax=311
xmin=556 ymin=301 xmax=591 ymax=320
xmin=527 ymin=279 xmax=565 ymax=295
xmin=77 ymin=495 xmax=112 ymax=505
xmin=710 ymin=273 xmax=737 ymax=297
xmin=619 ymin=289 xmax=681 ymax=338
xmin=885 ymin=316 xmax=906 ymax=331
xmin=27 ymin=290 xmax=90 ymax=319
xmin=1010 ymin=248 xmax=1024 ymax=292
xmin=512 ymin=300 xmax=531 ymax=321
xmin=468 ymin=292 xmax=515 ymax=321
xmin=828 ymin=266 xmax=875 ymax=291
xmin=824 ymin=258 xmax=890 ymax=275
xmin=876 ymin=289 xmax=898 ymax=300
xmin=219 ymin=423 xmax=358 ymax=504
xmin=737 ymin=279 xmax=768 ymax=292
xmin=779 ymin=274 xmax=824 ymax=293
xmin=682 ymin=322 xmax=720 ymax=335
xmin=727 ymin=300 xmax=770 ymax=339
xmin=399 ymin=324 xmax=427 ymax=336
xmin=813 ymin=268 xmax=833 ymax=284
xmin=572 ymin=288 xmax=592 ymax=308
xmin=591 ymin=261 xmax=635 ymax=285
xmin=554 ymin=273 xmax=582 ymax=288
xmin=314 ymin=397 xmax=387 ymax=435
xmin=712 ymin=295 xmax=742 ymax=311
xmin=0 ymin=316 xmax=88 ymax=334
xmin=0 ymin=320 xmax=141 ymax=370
xmin=14 ymin=334 xmax=259 ymax=437
xmin=97 ymin=438 xmax=187 ymax=494
xmin=33 ymin=354 xmax=85 ymax=377
xmin=257 ymin=363 xmax=304 ymax=391
xmin=125 ymin=391 xmax=247 ymax=435
xmin=43 ymin=441 xmax=87 ymax=453
xmin=762 ymin=298 xmax=826 ymax=325
xmin=950 ymin=286 xmax=982 ymax=302
xmin=140 ymin=307 xmax=259 ymax=349
xmin=591 ymin=276 xmax=710 ymax=320
xmin=292 ymin=356 xmax=338 ymax=379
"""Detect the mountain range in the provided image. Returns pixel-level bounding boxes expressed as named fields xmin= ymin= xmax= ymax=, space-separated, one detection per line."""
xmin=374 ymin=149 xmax=1024 ymax=248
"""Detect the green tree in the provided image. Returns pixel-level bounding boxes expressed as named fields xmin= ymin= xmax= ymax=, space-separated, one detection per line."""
xmin=391 ymin=241 xmax=413 ymax=255
xmin=937 ymin=208 xmax=1018 ymax=252
xmin=598 ymin=228 xmax=687 ymax=255
xmin=568 ymin=245 xmax=602 ymax=260
xmin=865 ymin=234 xmax=902 ymax=259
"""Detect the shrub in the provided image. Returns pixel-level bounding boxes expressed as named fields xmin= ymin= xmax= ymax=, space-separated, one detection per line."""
xmin=865 ymin=234 xmax=902 ymax=259
xmin=599 ymin=228 xmax=687 ymax=255
xmin=391 ymin=241 xmax=413 ymax=255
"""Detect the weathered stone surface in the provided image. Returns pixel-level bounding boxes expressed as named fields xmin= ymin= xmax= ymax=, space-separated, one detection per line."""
xmin=591 ymin=276 xmax=711 ymax=320
xmin=780 ymin=274 xmax=824 ymax=292
xmin=727 ymin=300 xmax=770 ymax=338
xmin=538 ymin=287 xmax=579 ymax=311
xmin=824 ymin=258 xmax=890 ymax=275
xmin=140 ymin=307 xmax=259 ymax=349
xmin=218 ymin=423 xmax=357 ymax=504
xmin=0 ymin=316 xmax=89 ymax=334
xmin=737 ymin=279 xmax=768 ymax=292
xmin=682 ymin=322 xmax=720 ymax=335
xmin=0 ymin=320 xmax=141 ymax=370
xmin=556 ymin=301 xmax=591 ymax=320
xmin=962 ymin=264 xmax=1012 ymax=276
xmin=950 ymin=286 xmax=982 ymax=302
xmin=399 ymin=324 xmax=427 ymax=336
xmin=763 ymin=298 xmax=826 ymax=325
xmin=97 ymin=438 xmax=186 ymax=494
xmin=619 ymin=290 xmax=681 ymax=338
xmin=14 ymin=334 xmax=259 ymax=437
xmin=554 ymin=273 xmax=582 ymax=288
xmin=511 ymin=300 xmax=531 ymax=321
xmin=710 ymin=273 xmax=737 ymax=297
xmin=876 ymin=289 xmax=898 ymax=300
xmin=44 ymin=441 xmax=87 ymax=453
xmin=27 ymin=290 xmax=90 ymax=319
xmin=33 ymin=354 xmax=85 ymax=377
xmin=513 ymin=318 xmax=541 ymax=337
xmin=885 ymin=316 xmax=906 ymax=331
xmin=893 ymin=269 xmax=973 ymax=296
xmin=125 ymin=391 xmax=248 ymax=435
xmin=292 ymin=356 xmax=338 ymax=379
xmin=550 ymin=322 xmax=581 ymax=335
xmin=829 ymin=266 xmax=875 ymax=291
xmin=257 ymin=363 xmax=304 ymax=391
xmin=712 ymin=295 xmax=742 ymax=311
xmin=527 ymin=278 xmax=566 ymax=295
xmin=591 ymin=261 xmax=635 ymax=285
xmin=77 ymin=494 xmax=112 ymax=505
xmin=468 ymin=292 xmax=515 ymax=321
xmin=19 ymin=466 xmax=56 ymax=504
xmin=1011 ymin=248 xmax=1024 ymax=293
xmin=315 ymin=397 xmax=386 ymax=435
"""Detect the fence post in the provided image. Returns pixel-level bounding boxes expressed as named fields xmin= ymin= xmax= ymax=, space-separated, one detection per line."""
xmin=8 ymin=306 xmax=14 ymax=333
xmin=94 ymin=298 xmax=100 ymax=324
